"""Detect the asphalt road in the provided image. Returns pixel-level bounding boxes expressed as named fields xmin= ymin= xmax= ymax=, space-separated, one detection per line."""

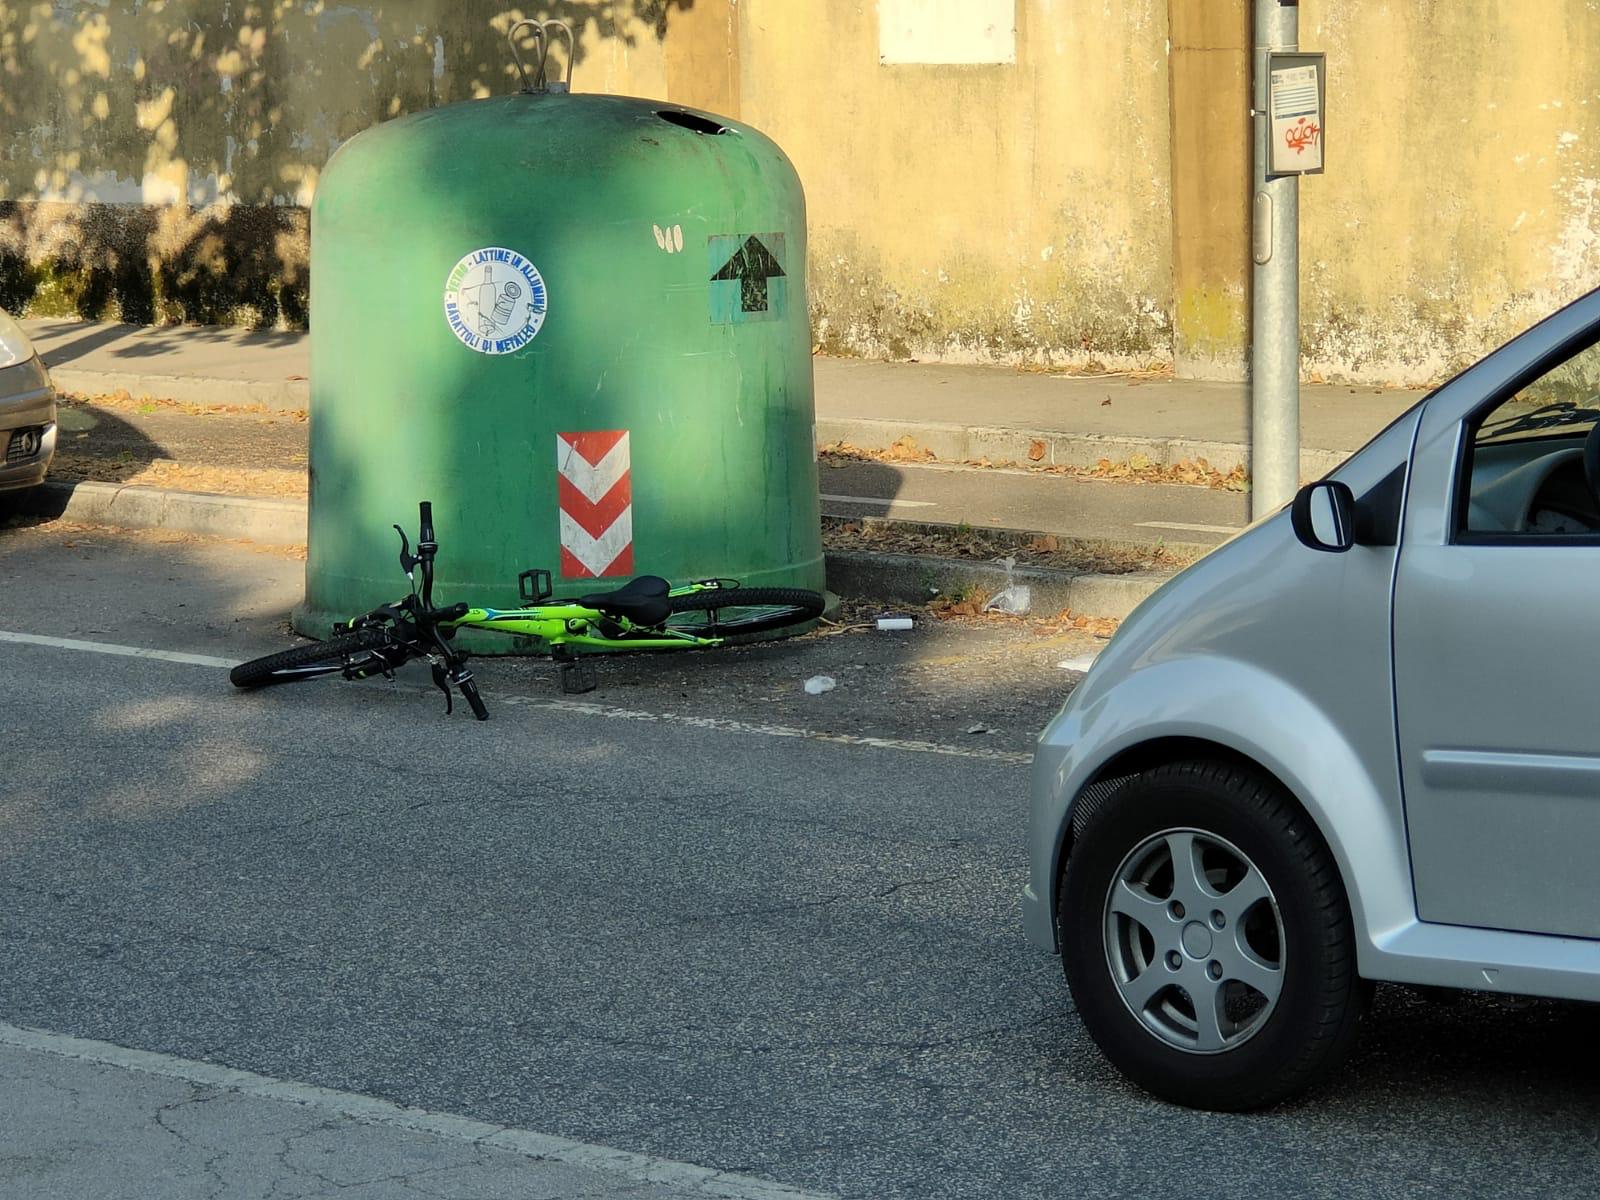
xmin=4 ymin=519 xmax=1600 ymax=1199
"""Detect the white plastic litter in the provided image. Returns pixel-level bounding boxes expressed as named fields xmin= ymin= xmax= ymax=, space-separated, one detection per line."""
xmin=876 ymin=616 xmax=914 ymax=631
xmin=982 ymin=556 xmax=1032 ymax=616
xmin=803 ymin=675 xmax=837 ymax=695
xmin=1058 ymin=652 xmax=1100 ymax=673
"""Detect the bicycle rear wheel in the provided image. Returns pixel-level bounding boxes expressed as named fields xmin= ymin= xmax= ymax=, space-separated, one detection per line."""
xmin=229 ymin=627 xmax=407 ymax=689
xmin=663 ymin=587 xmax=824 ymax=638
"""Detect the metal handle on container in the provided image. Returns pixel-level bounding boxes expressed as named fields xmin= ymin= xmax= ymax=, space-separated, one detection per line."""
xmin=508 ymin=18 xmax=574 ymax=95
xmin=541 ymin=20 xmax=573 ymax=92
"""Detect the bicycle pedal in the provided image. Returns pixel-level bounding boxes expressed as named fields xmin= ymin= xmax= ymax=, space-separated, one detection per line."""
xmin=558 ymin=658 xmax=596 ymax=695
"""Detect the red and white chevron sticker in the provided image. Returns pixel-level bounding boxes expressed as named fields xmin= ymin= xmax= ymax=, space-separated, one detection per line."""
xmin=557 ymin=430 xmax=633 ymax=578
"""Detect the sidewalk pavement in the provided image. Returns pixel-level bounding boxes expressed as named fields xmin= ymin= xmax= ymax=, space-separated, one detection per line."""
xmin=21 ymin=317 xmax=1424 ymax=477
xmin=0 ymin=1022 xmax=824 ymax=1200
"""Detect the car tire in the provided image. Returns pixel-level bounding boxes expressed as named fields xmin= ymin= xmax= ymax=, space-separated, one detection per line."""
xmin=1058 ymin=759 xmax=1369 ymax=1111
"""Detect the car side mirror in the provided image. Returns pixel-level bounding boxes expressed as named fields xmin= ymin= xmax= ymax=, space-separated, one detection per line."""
xmin=1291 ymin=480 xmax=1356 ymax=553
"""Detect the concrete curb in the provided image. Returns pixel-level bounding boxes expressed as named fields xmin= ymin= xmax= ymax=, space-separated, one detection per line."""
xmin=51 ymin=367 xmax=310 ymax=412
xmin=813 ymin=415 xmax=1349 ymax=479
xmin=823 ymin=549 xmax=1172 ymax=621
xmin=20 ymin=481 xmax=1174 ymax=619
xmin=22 ymin=480 xmax=308 ymax=546
xmin=48 ymin=363 xmax=1349 ymax=479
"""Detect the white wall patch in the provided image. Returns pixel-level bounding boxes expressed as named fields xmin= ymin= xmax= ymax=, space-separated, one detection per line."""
xmin=443 ymin=247 xmax=548 ymax=355
xmin=879 ymin=0 xmax=1016 ymax=65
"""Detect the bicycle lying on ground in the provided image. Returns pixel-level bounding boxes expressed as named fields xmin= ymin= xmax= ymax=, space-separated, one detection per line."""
xmin=229 ymin=501 xmax=826 ymax=720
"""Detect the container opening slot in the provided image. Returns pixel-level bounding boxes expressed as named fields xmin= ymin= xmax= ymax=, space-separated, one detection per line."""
xmin=657 ymin=110 xmax=728 ymax=135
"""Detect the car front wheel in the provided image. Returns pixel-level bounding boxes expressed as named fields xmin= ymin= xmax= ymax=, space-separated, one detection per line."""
xmin=1058 ymin=759 xmax=1369 ymax=1110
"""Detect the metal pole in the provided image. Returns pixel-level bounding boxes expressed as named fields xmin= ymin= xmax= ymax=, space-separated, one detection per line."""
xmin=1250 ymin=0 xmax=1299 ymax=519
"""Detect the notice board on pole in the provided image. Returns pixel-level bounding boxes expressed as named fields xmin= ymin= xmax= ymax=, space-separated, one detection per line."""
xmin=1267 ymin=52 xmax=1325 ymax=176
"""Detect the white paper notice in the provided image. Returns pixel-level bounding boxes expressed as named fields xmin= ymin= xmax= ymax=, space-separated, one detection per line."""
xmin=1270 ymin=63 xmax=1323 ymax=173
xmin=879 ymin=0 xmax=1016 ymax=64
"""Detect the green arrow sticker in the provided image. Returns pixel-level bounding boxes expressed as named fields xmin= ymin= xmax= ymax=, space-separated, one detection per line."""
xmin=708 ymin=233 xmax=786 ymax=324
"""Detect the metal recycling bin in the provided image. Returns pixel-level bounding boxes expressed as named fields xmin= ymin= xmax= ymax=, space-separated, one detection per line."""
xmin=295 ymin=85 xmax=823 ymax=649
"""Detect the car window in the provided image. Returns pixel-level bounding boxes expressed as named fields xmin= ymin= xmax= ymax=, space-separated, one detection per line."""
xmin=1461 ymin=341 xmax=1600 ymax=537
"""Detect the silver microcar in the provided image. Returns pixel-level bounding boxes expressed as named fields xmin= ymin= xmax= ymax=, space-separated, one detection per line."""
xmin=1027 ymin=286 xmax=1600 ymax=1110
xmin=0 ymin=310 xmax=56 ymax=496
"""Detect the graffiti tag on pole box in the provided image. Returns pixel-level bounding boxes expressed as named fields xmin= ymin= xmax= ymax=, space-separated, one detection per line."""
xmin=1285 ymin=117 xmax=1321 ymax=155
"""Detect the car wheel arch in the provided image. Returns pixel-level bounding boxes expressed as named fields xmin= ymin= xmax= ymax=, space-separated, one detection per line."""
xmin=1051 ymin=738 xmax=1345 ymax=945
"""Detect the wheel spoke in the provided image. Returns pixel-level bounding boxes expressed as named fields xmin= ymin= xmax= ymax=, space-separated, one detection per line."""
xmin=1219 ymin=865 xmax=1272 ymax=925
xmin=1164 ymin=831 xmax=1213 ymax=902
xmin=1192 ymin=981 xmax=1229 ymax=1052
xmin=1108 ymin=878 xmax=1167 ymax=934
xmin=1225 ymin=936 xmax=1284 ymax=1005
xmin=1118 ymin=963 xmax=1172 ymax=1013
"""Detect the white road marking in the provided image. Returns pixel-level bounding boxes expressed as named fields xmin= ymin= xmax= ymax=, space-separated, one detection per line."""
xmin=0 ymin=1022 xmax=832 ymax=1200
xmin=819 ymin=493 xmax=938 ymax=508
xmin=511 ymin=697 xmax=1033 ymax=764
xmin=1134 ymin=520 xmax=1240 ymax=535
xmin=0 ymin=630 xmax=237 ymax=669
xmin=0 ymin=630 xmax=1033 ymax=766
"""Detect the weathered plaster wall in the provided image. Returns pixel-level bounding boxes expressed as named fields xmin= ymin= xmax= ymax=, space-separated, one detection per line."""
xmin=0 ymin=1 xmax=689 ymax=326
xmin=1167 ymin=0 xmax=1249 ymax=381
xmin=739 ymin=0 xmax=1174 ymax=370
xmin=1301 ymin=0 xmax=1600 ymax=385
xmin=10 ymin=2 xmax=1600 ymax=384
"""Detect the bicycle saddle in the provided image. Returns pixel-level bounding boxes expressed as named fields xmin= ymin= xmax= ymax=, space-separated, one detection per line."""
xmin=577 ymin=575 xmax=672 ymax=626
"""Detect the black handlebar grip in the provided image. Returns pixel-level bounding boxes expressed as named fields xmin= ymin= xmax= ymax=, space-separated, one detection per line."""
xmin=419 ymin=500 xmax=435 ymax=546
xmin=459 ymin=677 xmax=489 ymax=721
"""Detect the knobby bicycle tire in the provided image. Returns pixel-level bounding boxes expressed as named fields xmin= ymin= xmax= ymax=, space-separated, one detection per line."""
xmin=229 ymin=627 xmax=404 ymax=689
xmin=663 ymin=587 xmax=824 ymax=638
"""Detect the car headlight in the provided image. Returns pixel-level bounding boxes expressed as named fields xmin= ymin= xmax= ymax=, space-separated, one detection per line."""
xmin=0 ymin=309 xmax=36 ymax=370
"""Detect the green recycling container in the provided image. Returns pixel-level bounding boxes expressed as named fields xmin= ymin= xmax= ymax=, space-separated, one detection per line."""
xmin=295 ymin=89 xmax=823 ymax=649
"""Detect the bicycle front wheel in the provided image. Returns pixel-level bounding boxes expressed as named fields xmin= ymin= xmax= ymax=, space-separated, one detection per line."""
xmin=663 ymin=587 xmax=824 ymax=638
xmin=229 ymin=627 xmax=407 ymax=689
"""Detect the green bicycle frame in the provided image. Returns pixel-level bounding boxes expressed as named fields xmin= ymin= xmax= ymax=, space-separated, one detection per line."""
xmin=440 ymin=582 xmax=728 ymax=651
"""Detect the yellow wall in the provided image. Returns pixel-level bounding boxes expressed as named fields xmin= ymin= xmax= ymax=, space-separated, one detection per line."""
xmin=9 ymin=2 xmax=1600 ymax=383
xmin=1302 ymin=0 xmax=1600 ymax=384
xmin=0 ymin=2 xmax=688 ymax=324
xmin=740 ymin=0 xmax=1173 ymax=368
xmin=1167 ymin=0 xmax=1251 ymax=380
xmin=0 ymin=2 xmax=680 ymax=207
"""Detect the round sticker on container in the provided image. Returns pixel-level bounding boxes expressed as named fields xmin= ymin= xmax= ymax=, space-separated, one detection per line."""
xmin=443 ymin=247 xmax=547 ymax=354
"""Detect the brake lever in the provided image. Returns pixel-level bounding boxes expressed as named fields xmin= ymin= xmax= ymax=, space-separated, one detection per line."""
xmin=430 ymin=662 xmax=455 ymax=715
xmin=395 ymin=525 xmax=419 ymax=574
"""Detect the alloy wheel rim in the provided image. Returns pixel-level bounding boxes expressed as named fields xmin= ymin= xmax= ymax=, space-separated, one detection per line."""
xmin=1102 ymin=827 xmax=1285 ymax=1054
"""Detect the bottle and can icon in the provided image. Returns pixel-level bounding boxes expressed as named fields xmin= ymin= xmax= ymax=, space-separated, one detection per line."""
xmin=473 ymin=266 xmax=526 ymax=336
xmin=443 ymin=247 xmax=548 ymax=355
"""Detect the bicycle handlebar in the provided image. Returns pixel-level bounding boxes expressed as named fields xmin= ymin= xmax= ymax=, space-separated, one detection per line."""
xmin=384 ymin=500 xmax=491 ymax=719
xmin=416 ymin=501 xmax=438 ymax=609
